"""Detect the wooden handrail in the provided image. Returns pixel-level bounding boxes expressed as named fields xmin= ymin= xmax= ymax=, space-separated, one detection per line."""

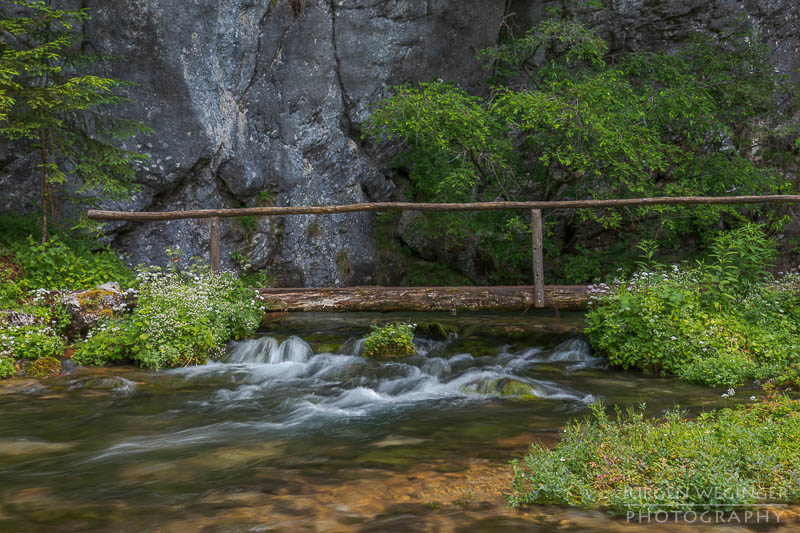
xmin=88 ymin=194 xmax=800 ymax=309
xmin=88 ymin=195 xmax=800 ymax=221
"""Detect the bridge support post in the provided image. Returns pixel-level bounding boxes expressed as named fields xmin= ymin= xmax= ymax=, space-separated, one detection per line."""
xmin=531 ymin=209 xmax=544 ymax=308
xmin=210 ymin=216 xmax=221 ymax=274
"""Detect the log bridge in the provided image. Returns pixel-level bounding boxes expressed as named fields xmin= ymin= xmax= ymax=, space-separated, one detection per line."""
xmin=88 ymin=195 xmax=800 ymax=312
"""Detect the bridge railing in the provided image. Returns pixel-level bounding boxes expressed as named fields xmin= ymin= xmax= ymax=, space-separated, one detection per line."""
xmin=88 ymin=195 xmax=800 ymax=308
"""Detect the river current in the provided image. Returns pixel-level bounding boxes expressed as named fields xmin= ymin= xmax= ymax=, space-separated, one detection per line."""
xmin=0 ymin=312 xmax=783 ymax=532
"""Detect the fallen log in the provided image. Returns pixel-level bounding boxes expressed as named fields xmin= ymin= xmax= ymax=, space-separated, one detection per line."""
xmin=258 ymin=285 xmax=602 ymax=312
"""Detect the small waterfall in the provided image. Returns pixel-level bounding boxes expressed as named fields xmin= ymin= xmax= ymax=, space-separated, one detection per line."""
xmin=338 ymin=337 xmax=365 ymax=356
xmin=548 ymin=338 xmax=595 ymax=362
xmin=171 ymin=333 xmax=598 ymax=428
xmin=225 ymin=336 xmax=312 ymax=364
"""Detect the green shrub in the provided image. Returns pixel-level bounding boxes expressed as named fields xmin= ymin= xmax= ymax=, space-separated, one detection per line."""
xmin=27 ymin=356 xmax=61 ymax=378
xmin=0 ymin=325 xmax=65 ymax=360
xmin=510 ymin=391 xmax=800 ymax=513
xmin=75 ymin=269 xmax=264 ymax=370
xmin=362 ymin=322 xmax=416 ymax=358
xmin=13 ymin=236 xmax=134 ymax=291
xmin=586 ymin=225 xmax=800 ymax=387
xmin=0 ymin=215 xmax=135 ymax=305
xmin=0 ymin=259 xmax=24 ymax=308
xmin=72 ymin=318 xmax=135 ymax=366
xmin=0 ymin=357 xmax=15 ymax=379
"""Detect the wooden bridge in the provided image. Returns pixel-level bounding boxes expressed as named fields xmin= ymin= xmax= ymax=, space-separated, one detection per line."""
xmin=89 ymin=194 xmax=800 ymax=312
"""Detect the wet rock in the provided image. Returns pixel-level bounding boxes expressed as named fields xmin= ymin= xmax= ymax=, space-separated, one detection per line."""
xmin=60 ymin=358 xmax=79 ymax=375
xmin=460 ymin=378 xmax=539 ymax=399
xmin=71 ymin=376 xmax=136 ymax=392
xmin=500 ymin=380 xmax=538 ymax=398
xmin=0 ymin=439 xmax=75 ymax=456
xmin=415 ymin=322 xmax=454 ymax=341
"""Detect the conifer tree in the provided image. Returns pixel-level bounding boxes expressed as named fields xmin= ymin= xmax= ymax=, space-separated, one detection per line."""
xmin=0 ymin=0 xmax=150 ymax=242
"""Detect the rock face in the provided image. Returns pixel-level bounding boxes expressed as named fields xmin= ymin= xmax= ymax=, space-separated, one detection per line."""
xmin=0 ymin=0 xmax=796 ymax=286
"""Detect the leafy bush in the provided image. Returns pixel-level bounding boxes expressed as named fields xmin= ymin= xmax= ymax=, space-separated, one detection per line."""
xmin=0 ymin=325 xmax=65 ymax=360
xmin=510 ymin=390 xmax=800 ymax=513
xmin=362 ymin=322 xmax=416 ymax=358
xmin=13 ymin=236 xmax=134 ymax=291
xmin=586 ymin=225 xmax=800 ymax=387
xmin=75 ymin=269 xmax=265 ymax=370
xmin=0 ymin=357 xmax=15 ymax=379
xmin=0 ymin=215 xmax=135 ymax=307
xmin=366 ymin=17 xmax=796 ymax=284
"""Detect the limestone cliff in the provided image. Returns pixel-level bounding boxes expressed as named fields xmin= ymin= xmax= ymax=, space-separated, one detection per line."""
xmin=0 ymin=0 xmax=796 ymax=286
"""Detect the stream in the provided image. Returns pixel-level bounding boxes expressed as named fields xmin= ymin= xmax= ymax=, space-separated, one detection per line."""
xmin=0 ymin=312 xmax=791 ymax=532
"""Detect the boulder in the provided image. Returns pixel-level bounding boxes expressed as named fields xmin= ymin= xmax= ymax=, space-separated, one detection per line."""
xmin=60 ymin=283 xmax=136 ymax=338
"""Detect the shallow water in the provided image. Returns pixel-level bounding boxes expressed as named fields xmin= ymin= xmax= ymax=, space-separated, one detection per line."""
xmin=0 ymin=312 xmax=791 ymax=532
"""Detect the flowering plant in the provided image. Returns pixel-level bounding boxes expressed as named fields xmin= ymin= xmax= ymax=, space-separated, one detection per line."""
xmin=74 ymin=268 xmax=265 ymax=370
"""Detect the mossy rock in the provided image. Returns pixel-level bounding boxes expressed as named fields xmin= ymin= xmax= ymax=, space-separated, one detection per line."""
xmin=27 ymin=356 xmax=61 ymax=378
xmin=76 ymin=289 xmax=118 ymax=312
xmin=500 ymin=380 xmax=538 ymax=398
xmin=443 ymin=337 xmax=498 ymax=358
xmin=460 ymin=378 xmax=540 ymax=399
xmin=79 ymin=376 xmax=132 ymax=391
xmin=415 ymin=321 xmax=455 ymax=341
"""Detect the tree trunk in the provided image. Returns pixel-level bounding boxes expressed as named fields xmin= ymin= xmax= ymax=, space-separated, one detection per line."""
xmin=40 ymin=144 xmax=49 ymax=243
xmin=257 ymin=285 xmax=601 ymax=312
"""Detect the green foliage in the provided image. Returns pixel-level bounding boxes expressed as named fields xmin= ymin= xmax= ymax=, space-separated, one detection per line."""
xmin=258 ymin=189 xmax=275 ymax=205
xmin=239 ymin=269 xmax=274 ymax=289
xmin=15 ymin=235 xmax=134 ymax=290
xmin=509 ymin=392 xmax=800 ymax=512
xmin=702 ymin=223 xmax=778 ymax=304
xmin=0 ymin=324 xmax=64 ymax=360
xmin=586 ymin=225 xmax=800 ymax=386
xmin=0 ymin=356 xmax=15 ymax=378
xmin=0 ymin=214 xmax=134 ymax=306
xmin=362 ymin=322 xmax=416 ymax=358
xmin=230 ymin=251 xmax=274 ymax=288
xmin=365 ymin=18 xmax=796 ymax=284
xmin=0 ymin=0 xmax=151 ymax=241
xmin=406 ymin=262 xmax=474 ymax=287
xmin=75 ymin=268 xmax=264 ymax=370
xmin=235 ymin=215 xmax=257 ymax=233
xmin=26 ymin=355 xmax=60 ymax=377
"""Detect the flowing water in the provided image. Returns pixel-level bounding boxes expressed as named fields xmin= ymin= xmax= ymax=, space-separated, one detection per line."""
xmin=0 ymin=312 xmax=791 ymax=532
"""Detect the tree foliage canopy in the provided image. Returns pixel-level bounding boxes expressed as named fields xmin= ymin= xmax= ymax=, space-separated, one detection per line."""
xmin=366 ymin=18 xmax=798 ymax=284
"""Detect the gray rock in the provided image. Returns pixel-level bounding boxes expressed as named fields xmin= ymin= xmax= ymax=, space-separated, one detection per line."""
xmin=0 ymin=310 xmax=39 ymax=328
xmin=59 ymin=285 xmax=134 ymax=337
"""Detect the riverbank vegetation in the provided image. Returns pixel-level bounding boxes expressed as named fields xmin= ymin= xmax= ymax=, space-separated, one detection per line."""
xmin=74 ymin=268 xmax=264 ymax=370
xmin=510 ymin=386 xmax=800 ymax=513
xmin=0 ymin=217 xmax=265 ymax=376
xmin=587 ymin=224 xmax=800 ymax=388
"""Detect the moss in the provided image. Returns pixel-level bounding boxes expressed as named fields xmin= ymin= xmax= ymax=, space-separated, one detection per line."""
xmin=500 ymin=380 xmax=537 ymax=398
xmin=336 ymin=250 xmax=353 ymax=281
xmin=307 ymin=220 xmax=323 ymax=238
xmin=415 ymin=321 xmax=454 ymax=341
xmin=27 ymin=356 xmax=61 ymax=378
xmin=443 ymin=337 xmax=498 ymax=358
xmin=76 ymin=289 xmax=118 ymax=314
